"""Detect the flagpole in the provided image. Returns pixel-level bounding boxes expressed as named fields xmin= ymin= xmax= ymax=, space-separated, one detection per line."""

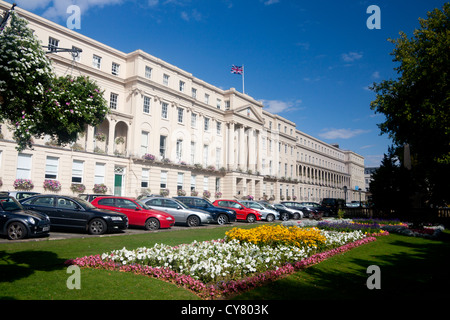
xmin=242 ymin=64 xmax=245 ymax=94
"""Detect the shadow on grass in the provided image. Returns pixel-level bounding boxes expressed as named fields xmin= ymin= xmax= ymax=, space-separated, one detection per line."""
xmin=0 ymin=250 xmax=66 ymax=283
xmin=234 ymin=234 xmax=450 ymax=300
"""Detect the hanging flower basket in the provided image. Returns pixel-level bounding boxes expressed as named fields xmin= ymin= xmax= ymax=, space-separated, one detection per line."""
xmin=177 ymin=189 xmax=186 ymax=196
xmin=215 ymin=191 xmax=222 ymax=198
xmin=43 ymin=179 xmax=61 ymax=192
xmin=13 ymin=179 xmax=34 ymax=190
xmin=160 ymin=188 xmax=170 ymax=197
xmin=191 ymin=190 xmax=199 ymax=196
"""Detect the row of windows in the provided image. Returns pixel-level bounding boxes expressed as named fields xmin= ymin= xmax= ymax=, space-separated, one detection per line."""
xmin=140 ymin=97 xmax=223 ymax=133
xmin=16 ymin=153 xmax=106 ymax=185
xmin=148 ymin=67 xmax=230 ymax=110
xmin=14 ymin=153 xmax=221 ymax=193
xmin=143 ymin=170 xmax=221 ymax=193
xmin=140 ymin=134 xmax=223 ymax=167
xmin=49 ymin=37 xmax=122 ymax=77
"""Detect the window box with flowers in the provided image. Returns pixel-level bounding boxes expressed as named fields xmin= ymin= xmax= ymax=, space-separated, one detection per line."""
xmin=142 ymin=153 xmax=155 ymax=161
xmin=70 ymin=183 xmax=86 ymax=194
xmin=93 ymin=183 xmax=108 ymax=194
xmin=13 ymin=179 xmax=34 ymax=190
xmin=203 ymin=190 xmax=211 ymax=199
xmin=43 ymin=179 xmax=61 ymax=192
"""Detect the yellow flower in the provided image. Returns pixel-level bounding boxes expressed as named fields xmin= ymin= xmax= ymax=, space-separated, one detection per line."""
xmin=225 ymin=225 xmax=326 ymax=248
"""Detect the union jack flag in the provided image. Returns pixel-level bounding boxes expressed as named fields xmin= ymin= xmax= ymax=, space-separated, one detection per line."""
xmin=231 ymin=65 xmax=243 ymax=74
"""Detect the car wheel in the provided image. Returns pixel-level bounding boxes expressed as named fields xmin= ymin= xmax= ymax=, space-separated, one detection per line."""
xmin=280 ymin=212 xmax=289 ymax=221
xmin=88 ymin=218 xmax=107 ymax=235
xmin=187 ymin=215 xmax=200 ymax=227
xmin=217 ymin=214 xmax=229 ymax=225
xmin=266 ymin=214 xmax=275 ymax=222
xmin=7 ymin=222 xmax=28 ymax=240
xmin=293 ymin=212 xmax=301 ymax=220
xmin=246 ymin=214 xmax=256 ymax=223
xmin=145 ymin=217 xmax=160 ymax=230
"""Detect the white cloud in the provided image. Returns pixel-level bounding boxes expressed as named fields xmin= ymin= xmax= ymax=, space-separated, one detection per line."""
xmin=364 ymin=154 xmax=384 ymax=167
xmin=181 ymin=9 xmax=202 ymax=22
xmin=341 ymin=51 xmax=363 ymax=62
xmin=260 ymin=99 xmax=302 ymax=114
xmin=318 ymin=128 xmax=370 ymax=140
xmin=371 ymin=71 xmax=380 ymax=79
xmin=262 ymin=0 xmax=280 ymax=5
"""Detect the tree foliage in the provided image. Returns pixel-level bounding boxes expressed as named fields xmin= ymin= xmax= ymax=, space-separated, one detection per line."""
xmin=370 ymin=4 xmax=450 ymax=206
xmin=0 ymin=11 xmax=108 ymax=151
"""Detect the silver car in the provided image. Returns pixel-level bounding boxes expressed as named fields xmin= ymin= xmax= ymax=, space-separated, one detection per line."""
xmin=273 ymin=203 xmax=304 ymax=219
xmin=142 ymin=197 xmax=214 ymax=227
xmin=240 ymin=200 xmax=279 ymax=222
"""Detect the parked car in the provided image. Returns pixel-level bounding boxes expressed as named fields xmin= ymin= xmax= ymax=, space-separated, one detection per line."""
xmin=299 ymin=202 xmax=332 ymax=217
xmin=278 ymin=201 xmax=304 ymax=219
xmin=19 ymin=195 xmax=127 ymax=235
xmin=300 ymin=202 xmax=328 ymax=219
xmin=91 ymin=196 xmax=174 ymax=230
xmin=174 ymin=196 xmax=236 ymax=225
xmin=271 ymin=203 xmax=302 ymax=220
xmin=0 ymin=191 xmax=40 ymax=201
xmin=321 ymin=198 xmax=345 ymax=214
xmin=0 ymin=195 xmax=51 ymax=240
xmin=141 ymin=196 xmax=214 ymax=227
xmin=212 ymin=199 xmax=262 ymax=223
xmin=79 ymin=194 xmax=113 ymax=202
xmin=240 ymin=200 xmax=279 ymax=222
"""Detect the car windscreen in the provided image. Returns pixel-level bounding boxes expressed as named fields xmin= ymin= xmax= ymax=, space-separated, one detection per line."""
xmin=0 ymin=197 xmax=23 ymax=211
xmin=74 ymin=197 xmax=97 ymax=209
xmin=136 ymin=200 xmax=151 ymax=209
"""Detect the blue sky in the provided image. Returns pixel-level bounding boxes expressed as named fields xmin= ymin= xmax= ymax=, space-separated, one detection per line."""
xmin=8 ymin=0 xmax=449 ymax=167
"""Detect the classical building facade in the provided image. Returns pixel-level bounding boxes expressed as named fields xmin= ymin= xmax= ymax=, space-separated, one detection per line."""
xmin=0 ymin=2 xmax=366 ymax=203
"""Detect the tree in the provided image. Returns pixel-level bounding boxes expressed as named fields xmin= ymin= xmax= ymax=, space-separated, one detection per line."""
xmin=0 ymin=10 xmax=108 ymax=151
xmin=370 ymin=3 xmax=450 ymax=206
xmin=369 ymin=147 xmax=416 ymax=211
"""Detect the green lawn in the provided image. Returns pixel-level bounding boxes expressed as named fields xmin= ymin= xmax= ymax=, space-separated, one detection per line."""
xmin=1 ymin=224 xmax=449 ymax=300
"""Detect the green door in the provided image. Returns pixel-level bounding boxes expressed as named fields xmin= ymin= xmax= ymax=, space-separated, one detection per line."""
xmin=114 ymin=174 xmax=122 ymax=196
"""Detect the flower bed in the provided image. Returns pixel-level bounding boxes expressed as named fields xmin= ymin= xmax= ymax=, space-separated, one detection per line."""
xmin=66 ymin=224 xmax=377 ymax=299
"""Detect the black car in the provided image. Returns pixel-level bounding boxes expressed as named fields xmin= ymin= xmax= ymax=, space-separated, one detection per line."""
xmin=299 ymin=202 xmax=333 ymax=217
xmin=20 ymin=195 xmax=128 ymax=235
xmin=174 ymin=196 xmax=236 ymax=225
xmin=0 ymin=195 xmax=50 ymax=240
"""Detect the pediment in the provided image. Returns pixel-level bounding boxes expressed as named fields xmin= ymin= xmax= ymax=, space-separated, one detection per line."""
xmin=234 ymin=105 xmax=264 ymax=123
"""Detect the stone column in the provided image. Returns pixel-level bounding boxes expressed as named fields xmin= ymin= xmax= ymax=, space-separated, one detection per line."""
xmin=238 ymin=125 xmax=245 ymax=170
xmin=227 ymin=122 xmax=235 ymax=171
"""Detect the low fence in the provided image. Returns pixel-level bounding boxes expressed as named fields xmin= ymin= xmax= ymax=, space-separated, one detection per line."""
xmin=342 ymin=207 xmax=450 ymax=226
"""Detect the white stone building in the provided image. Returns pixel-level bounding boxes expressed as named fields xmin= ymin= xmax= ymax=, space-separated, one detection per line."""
xmin=0 ymin=2 xmax=365 ymax=203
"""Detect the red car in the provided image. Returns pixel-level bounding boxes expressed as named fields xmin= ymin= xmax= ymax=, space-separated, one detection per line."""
xmin=91 ymin=196 xmax=175 ymax=230
xmin=212 ymin=199 xmax=262 ymax=223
